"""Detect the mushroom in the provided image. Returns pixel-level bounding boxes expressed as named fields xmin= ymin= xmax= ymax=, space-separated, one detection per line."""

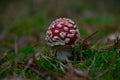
xmin=45 ymin=18 xmax=80 ymax=60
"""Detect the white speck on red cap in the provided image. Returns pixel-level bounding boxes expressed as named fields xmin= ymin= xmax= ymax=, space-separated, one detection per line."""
xmin=50 ymin=43 xmax=54 ymax=46
xmin=52 ymin=36 xmax=59 ymax=41
xmin=45 ymin=18 xmax=80 ymax=47
xmin=54 ymin=42 xmax=59 ymax=45
xmin=59 ymin=32 xmax=66 ymax=38
xmin=64 ymin=27 xmax=69 ymax=31
xmin=60 ymin=42 xmax=65 ymax=45
xmin=54 ymin=30 xmax=59 ymax=33
xmin=70 ymin=29 xmax=76 ymax=34
xmin=67 ymin=23 xmax=72 ymax=27
xmin=65 ymin=38 xmax=70 ymax=43
xmin=57 ymin=24 xmax=62 ymax=28
xmin=74 ymin=25 xmax=77 ymax=28
xmin=67 ymin=34 xmax=74 ymax=38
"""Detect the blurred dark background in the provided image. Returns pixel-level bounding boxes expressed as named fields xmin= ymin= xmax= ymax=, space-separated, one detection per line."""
xmin=0 ymin=0 xmax=120 ymax=52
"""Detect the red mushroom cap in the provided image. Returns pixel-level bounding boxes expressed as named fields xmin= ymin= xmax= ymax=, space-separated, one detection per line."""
xmin=45 ymin=18 xmax=80 ymax=47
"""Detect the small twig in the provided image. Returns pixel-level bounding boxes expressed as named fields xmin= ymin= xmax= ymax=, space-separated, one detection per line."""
xmin=13 ymin=36 xmax=18 ymax=76
xmin=82 ymin=30 xmax=98 ymax=49
xmin=60 ymin=64 xmax=66 ymax=73
xmin=80 ymin=30 xmax=98 ymax=60
xmin=14 ymin=36 xmax=18 ymax=54
xmin=74 ymin=69 xmax=88 ymax=78
xmin=87 ymin=56 xmax=96 ymax=72
xmin=40 ymin=54 xmax=57 ymax=69
xmin=25 ymin=52 xmax=41 ymax=69
xmin=84 ymin=30 xmax=98 ymax=41
xmin=0 ymin=60 xmax=12 ymax=74
xmin=99 ymin=43 xmax=114 ymax=50
xmin=29 ymin=67 xmax=48 ymax=80
xmin=0 ymin=52 xmax=8 ymax=60
xmin=62 ymin=53 xmax=70 ymax=63
xmin=61 ymin=54 xmax=89 ymax=79
xmin=29 ymin=63 xmax=63 ymax=80
xmin=94 ymin=69 xmax=109 ymax=79
xmin=22 ymin=52 xmax=41 ymax=79
xmin=66 ymin=64 xmax=89 ymax=79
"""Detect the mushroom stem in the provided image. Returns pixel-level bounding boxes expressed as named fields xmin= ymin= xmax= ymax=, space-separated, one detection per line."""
xmin=56 ymin=46 xmax=74 ymax=61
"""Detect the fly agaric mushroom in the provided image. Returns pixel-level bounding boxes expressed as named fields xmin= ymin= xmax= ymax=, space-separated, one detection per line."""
xmin=45 ymin=18 xmax=80 ymax=60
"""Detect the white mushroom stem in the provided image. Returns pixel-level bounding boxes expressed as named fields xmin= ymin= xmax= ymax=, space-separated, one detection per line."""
xmin=56 ymin=46 xmax=73 ymax=61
